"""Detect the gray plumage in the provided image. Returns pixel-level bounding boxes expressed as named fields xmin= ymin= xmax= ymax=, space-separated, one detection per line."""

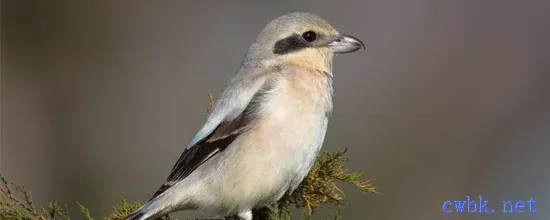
xmin=125 ymin=12 xmax=364 ymax=220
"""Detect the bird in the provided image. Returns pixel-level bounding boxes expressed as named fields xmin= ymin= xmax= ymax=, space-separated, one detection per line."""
xmin=124 ymin=12 xmax=365 ymax=220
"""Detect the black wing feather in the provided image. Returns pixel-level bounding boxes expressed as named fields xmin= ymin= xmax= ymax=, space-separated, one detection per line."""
xmin=149 ymin=81 xmax=272 ymax=200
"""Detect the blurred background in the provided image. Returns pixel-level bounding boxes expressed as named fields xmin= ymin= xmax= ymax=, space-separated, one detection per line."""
xmin=2 ymin=1 xmax=549 ymax=219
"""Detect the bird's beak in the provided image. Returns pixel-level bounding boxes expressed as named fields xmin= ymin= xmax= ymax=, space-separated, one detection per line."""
xmin=328 ymin=34 xmax=365 ymax=54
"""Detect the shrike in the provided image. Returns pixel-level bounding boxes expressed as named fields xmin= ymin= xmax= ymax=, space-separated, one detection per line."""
xmin=125 ymin=12 xmax=364 ymax=220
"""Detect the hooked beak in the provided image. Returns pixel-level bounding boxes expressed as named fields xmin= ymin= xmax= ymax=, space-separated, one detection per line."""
xmin=328 ymin=34 xmax=365 ymax=54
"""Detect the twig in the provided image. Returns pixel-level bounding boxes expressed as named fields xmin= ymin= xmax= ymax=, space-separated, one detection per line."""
xmin=0 ymin=188 xmax=47 ymax=220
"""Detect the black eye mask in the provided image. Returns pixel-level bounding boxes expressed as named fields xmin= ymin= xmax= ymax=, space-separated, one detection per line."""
xmin=273 ymin=34 xmax=311 ymax=55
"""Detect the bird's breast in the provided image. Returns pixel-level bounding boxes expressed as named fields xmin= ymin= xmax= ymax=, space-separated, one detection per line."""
xmin=219 ymin=68 xmax=333 ymax=208
xmin=266 ymin=67 xmax=333 ymax=117
xmin=255 ymin=67 xmax=333 ymax=153
xmin=239 ymin=68 xmax=332 ymax=185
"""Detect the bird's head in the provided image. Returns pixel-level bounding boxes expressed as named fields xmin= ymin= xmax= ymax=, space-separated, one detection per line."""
xmin=243 ymin=12 xmax=365 ymax=73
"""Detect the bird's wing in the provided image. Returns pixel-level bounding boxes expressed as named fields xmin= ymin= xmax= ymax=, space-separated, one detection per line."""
xmin=151 ymin=72 xmax=275 ymax=199
xmin=187 ymin=73 xmax=270 ymax=149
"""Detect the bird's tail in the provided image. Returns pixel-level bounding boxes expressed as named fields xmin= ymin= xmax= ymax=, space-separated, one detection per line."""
xmin=123 ymin=195 xmax=170 ymax=220
xmin=124 ymin=182 xmax=196 ymax=220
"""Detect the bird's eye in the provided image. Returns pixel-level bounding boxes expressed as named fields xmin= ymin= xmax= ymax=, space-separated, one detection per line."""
xmin=302 ymin=31 xmax=317 ymax=42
